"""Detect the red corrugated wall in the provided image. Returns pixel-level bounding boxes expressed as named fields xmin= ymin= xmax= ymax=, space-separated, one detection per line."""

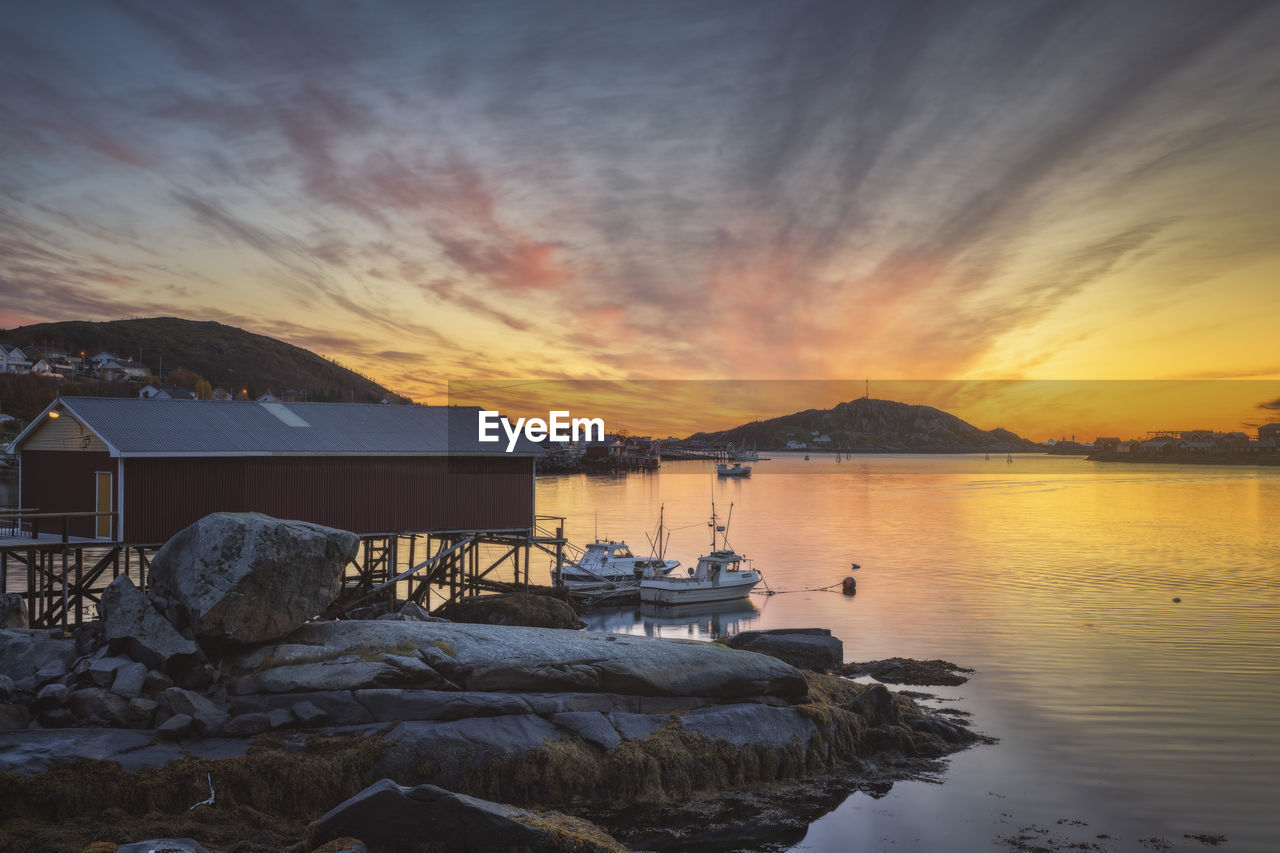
xmin=122 ymin=455 xmax=534 ymax=542
xmin=19 ymin=450 xmax=116 ymax=539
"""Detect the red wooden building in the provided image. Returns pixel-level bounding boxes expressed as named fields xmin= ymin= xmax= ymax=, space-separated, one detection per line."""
xmin=12 ymin=398 xmax=540 ymax=543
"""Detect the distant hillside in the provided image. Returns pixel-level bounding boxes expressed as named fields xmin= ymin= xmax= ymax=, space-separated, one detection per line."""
xmin=685 ymin=397 xmax=1038 ymax=452
xmin=0 ymin=317 xmax=407 ymax=423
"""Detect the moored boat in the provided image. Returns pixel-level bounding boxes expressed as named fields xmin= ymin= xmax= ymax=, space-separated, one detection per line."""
xmin=639 ymin=503 xmax=760 ymax=605
xmin=716 ymin=462 xmax=751 ymax=477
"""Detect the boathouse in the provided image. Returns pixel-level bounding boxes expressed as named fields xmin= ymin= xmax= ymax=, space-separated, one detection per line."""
xmin=11 ymin=397 xmax=540 ymax=543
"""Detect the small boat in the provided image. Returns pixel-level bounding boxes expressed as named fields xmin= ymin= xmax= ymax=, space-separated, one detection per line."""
xmin=640 ymin=503 xmax=760 ymax=605
xmin=716 ymin=462 xmax=751 ymax=477
xmin=733 ymin=449 xmax=759 ymax=462
xmin=554 ymin=540 xmax=679 ymax=587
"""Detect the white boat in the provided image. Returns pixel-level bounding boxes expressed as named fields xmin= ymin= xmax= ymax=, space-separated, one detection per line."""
xmin=640 ymin=503 xmax=760 ymax=605
xmin=716 ymin=462 xmax=751 ymax=477
xmin=733 ymin=449 xmax=759 ymax=462
xmin=554 ymin=540 xmax=679 ymax=586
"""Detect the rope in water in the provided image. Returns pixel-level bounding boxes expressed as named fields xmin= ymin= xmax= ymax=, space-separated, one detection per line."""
xmin=753 ymin=575 xmax=848 ymax=596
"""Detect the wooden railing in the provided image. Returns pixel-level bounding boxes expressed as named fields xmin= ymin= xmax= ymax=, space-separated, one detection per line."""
xmin=0 ymin=509 xmax=119 ymax=543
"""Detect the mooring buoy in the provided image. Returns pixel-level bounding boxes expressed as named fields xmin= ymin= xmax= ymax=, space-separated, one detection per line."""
xmin=850 ymin=562 xmax=860 ymax=570
xmin=842 ymin=576 xmax=857 ymax=595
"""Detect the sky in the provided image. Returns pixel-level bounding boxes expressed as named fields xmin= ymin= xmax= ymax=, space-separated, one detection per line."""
xmin=2 ymin=1 xmax=1279 ymax=437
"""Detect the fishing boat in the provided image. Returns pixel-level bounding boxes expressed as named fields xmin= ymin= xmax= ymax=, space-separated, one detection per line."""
xmin=733 ymin=449 xmax=760 ymax=462
xmin=716 ymin=462 xmax=752 ymax=477
xmin=640 ymin=503 xmax=760 ymax=605
xmin=554 ymin=540 xmax=679 ymax=586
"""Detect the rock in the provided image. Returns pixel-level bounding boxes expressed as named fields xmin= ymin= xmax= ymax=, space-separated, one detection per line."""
xmin=398 ymin=600 xmax=440 ymax=622
xmin=230 ymin=622 xmax=808 ymax=700
xmin=164 ymin=686 xmax=225 ymax=719
xmin=437 ymin=592 xmax=584 ymax=629
xmin=98 ymin=576 xmax=202 ymax=674
xmin=68 ymin=687 xmax=133 ymax=727
xmin=148 ymin=512 xmax=360 ymax=647
xmin=116 ymin=838 xmax=211 ymax=853
xmin=608 ymin=711 xmax=665 ymax=741
xmin=310 ymin=778 xmax=625 ymax=852
xmin=111 ymin=662 xmax=149 ymax=699
xmin=552 ymin=711 xmax=622 ymax=751
xmin=223 ymin=712 xmax=270 ymax=736
xmin=721 ymin=628 xmax=844 ymax=672
xmin=1 ymin=593 xmax=27 ymax=629
xmin=853 ymin=683 xmax=899 ymax=727
xmin=680 ymin=704 xmax=820 ymax=748
xmin=34 ymin=659 xmax=69 ymax=687
xmin=0 ymin=630 xmax=77 ymax=684
xmin=840 ymin=657 xmax=974 ymax=686
xmin=266 ymin=707 xmax=293 ymax=729
xmin=290 ymin=700 xmax=327 ymax=726
xmin=0 ymin=703 xmax=31 ymax=730
xmin=0 ymin=674 xmax=15 ymax=701
xmin=88 ymin=656 xmax=130 ymax=688
xmin=38 ymin=708 xmax=75 ymax=728
xmin=229 ymin=691 xmax=372 ymax=726
xmin=34 ymin=682 xmax=70 ymax=710
xmin=143 ymin=669 xmax=174 ymax=693
xmin=157 ymin=714 xmax=195 ymax=739
xmin=129 ymin=698 xmax=159 ymax=725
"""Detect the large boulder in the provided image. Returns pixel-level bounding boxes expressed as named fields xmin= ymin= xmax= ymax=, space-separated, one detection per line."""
xmin=148 ymin=512 xmax=360 ymax=646
xmin=99 ymin=576 xmax=202 ymax=674
xmin=437 ymin=592 xmax=583 ymax=629
xmin=309 ymin=778 xmax=625 ymax=852
xmin=721 ymin=628 xmax=844 ymax=672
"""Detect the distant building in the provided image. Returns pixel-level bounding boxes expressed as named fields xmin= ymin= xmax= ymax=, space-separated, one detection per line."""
xmin=211 ymin=387 xmax=234 ymax=402
xmin=0 ymin=345 xmax=32 ymax=374
xmin=139 ymin=385 xmax=198 ymax=401
xmin=1093 ymin=437 xmax=1120 ymax=452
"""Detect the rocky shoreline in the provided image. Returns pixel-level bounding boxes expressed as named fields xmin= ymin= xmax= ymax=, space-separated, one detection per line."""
xmin=0 ymin=513 xmax=988 ymax=852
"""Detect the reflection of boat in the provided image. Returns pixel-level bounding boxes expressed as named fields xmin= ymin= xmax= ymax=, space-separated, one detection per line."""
xmin=554 ymin=540 xmax=678 ymax=586
xmin=716 ymin=463 xmax=751 ymax=477
xmin=640 ymin=503 xmax=760 ymax=605
xmin=578 ymin=598 xmax=760 ymax=638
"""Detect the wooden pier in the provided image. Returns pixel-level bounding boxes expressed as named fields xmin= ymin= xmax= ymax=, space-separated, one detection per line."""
xmin=2 ymin=509 xmax=569 ymax=630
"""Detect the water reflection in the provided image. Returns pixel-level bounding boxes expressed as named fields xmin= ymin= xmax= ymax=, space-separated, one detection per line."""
xmin=580 ymin=599 xmax=761 ymax=640
xmin=539 ymin=454 xmax=1280 ymax=852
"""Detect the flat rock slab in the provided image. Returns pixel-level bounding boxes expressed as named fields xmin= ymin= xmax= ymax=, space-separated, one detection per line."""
xmin=0 ymin=729 xmax=251 ymax=777
xmin=231 ymin=622 xmax=807 ymax=700
xmin=722 ymin=628 xmax=844 ymax=673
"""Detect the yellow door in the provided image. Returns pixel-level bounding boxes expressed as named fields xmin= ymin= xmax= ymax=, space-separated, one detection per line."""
xmin=95 ymin=472 xmax=112 ymax=539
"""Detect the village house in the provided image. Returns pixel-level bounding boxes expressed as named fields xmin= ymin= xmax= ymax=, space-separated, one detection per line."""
xmin=0 ymin=345 xmax=33 ymax=374
xmin=138 ymin=385 xmax=198 ymax=400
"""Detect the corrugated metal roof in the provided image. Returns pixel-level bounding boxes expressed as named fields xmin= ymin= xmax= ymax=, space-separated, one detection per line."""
xmin=40 ymin=398 xmax=544 ymax=457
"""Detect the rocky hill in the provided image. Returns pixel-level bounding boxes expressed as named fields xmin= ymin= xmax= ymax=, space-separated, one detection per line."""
xmin=685 ymin=396 xmax=1037 ymax=452
xmin=0 ymin=317 xmax=406 ymax=422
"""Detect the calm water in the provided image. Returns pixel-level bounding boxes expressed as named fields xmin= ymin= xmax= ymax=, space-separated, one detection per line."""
xmin=535 ymin=454 xmax=1280 ymax=852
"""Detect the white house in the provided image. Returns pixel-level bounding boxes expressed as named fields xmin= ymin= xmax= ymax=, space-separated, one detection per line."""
xmin=0 ymin=345 xmax=33 ymax=374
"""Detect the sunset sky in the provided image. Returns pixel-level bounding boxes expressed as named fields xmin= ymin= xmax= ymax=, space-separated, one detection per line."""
xmin=2 ymin=1 xmax=1279 ymax=437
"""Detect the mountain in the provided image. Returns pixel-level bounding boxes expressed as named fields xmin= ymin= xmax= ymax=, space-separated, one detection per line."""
xmin=684 ymin=396 xmax=1038 ymax=452
xmin=0 ymin=317 xmax=407 ymax=422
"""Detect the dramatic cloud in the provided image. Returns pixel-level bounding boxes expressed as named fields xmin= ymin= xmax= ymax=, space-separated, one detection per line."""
xmin=2 ymin=0 xmax=1279 ymax=418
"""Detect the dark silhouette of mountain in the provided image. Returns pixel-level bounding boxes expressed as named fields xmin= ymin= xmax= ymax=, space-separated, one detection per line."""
xmin=0 ymin=317 xmax=407 ymax=423
xmin=685 ymin=396 xmax=1037 ymax=452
